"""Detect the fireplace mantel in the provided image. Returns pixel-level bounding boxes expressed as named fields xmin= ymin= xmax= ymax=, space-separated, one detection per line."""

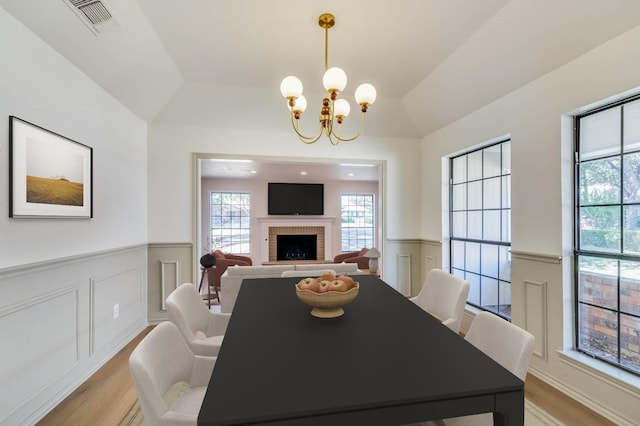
xmin=258 ymin=217 xmax=336 ymax=264
xmin=257 ymin=217 xmax=337 ymax=224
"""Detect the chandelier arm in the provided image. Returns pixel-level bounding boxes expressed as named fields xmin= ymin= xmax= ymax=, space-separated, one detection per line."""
xmin=290 ymin=112 xmax=324 ymax=144
xmin=323 ymin=120 xmax=341 ymax=145
xmin=298 ymin=133 xmax=323 ymax=144
xmin=328 ymin=111 xmax=367 ymax=142
xmin=325 ymin=131 xmax=342 ymax=146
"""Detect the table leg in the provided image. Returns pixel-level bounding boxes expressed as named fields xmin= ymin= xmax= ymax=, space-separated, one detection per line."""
xmin=493 ymin=389 xmax=524 ymax=426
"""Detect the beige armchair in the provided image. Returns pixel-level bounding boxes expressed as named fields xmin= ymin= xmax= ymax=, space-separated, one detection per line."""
xmin=166 ymin=282 xmax=230 ymax=356
xmin=129 ymin=321 xmax=217 ymax=426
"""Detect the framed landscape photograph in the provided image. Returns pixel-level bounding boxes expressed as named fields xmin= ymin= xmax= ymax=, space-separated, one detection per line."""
xmin=9 ymin=116 xmax=93 ymax=218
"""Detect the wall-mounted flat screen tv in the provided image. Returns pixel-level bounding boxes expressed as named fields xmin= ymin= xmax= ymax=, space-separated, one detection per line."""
xmin=268 ymin=182 xmax=324 ymax=215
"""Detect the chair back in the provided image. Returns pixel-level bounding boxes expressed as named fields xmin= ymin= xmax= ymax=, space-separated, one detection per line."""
xmin=167 ymin=283 xmax=210 ymax=341
xmin=414 ymin=269 xmax=470 ymax=333
xmin=129 ymin=322 xmax=197 ymax=425
xmin=281 ymin=269 xmax=336 ymax=277
xmin=465 ymin=311 xmax=535 ymax=381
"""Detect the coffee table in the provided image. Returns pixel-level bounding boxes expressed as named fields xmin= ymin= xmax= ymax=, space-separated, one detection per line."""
xmin=198 ymin=275 xmax=524 ymax=425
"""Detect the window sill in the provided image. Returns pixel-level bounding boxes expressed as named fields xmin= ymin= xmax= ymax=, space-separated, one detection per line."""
xmin=557 ymin=350 xmax=640 ymax=396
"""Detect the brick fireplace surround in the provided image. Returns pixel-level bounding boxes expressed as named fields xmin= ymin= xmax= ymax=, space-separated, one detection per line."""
xmin=258 ymin=217 xmax=335 ymax=264
xmin=268 ymin=226 xmax=325 ymax=262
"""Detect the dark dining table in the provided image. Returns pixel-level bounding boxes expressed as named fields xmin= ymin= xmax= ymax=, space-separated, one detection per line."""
xmin=198 ymin=275 xmax=524 ymax=426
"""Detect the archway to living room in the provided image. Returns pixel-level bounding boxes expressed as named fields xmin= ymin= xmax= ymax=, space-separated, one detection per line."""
xmin=192 ymin=154 xmax=385 ymax=289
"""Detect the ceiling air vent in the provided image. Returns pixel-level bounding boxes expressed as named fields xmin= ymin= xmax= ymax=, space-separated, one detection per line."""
xmin=63 ymin=0 xmax=120 ymax=35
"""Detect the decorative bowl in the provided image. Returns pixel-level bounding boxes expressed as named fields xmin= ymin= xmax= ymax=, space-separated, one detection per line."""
xmin=295 ymin=281 xmax=359 ymax=318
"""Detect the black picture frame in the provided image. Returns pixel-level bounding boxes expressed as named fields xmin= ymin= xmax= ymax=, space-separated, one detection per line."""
xmin=9 ymin=116 xmax=93 ymax=218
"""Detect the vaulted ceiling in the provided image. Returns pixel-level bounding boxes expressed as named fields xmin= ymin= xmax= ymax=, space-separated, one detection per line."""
xmin=2 ymin=0 xmax=640 ymax=141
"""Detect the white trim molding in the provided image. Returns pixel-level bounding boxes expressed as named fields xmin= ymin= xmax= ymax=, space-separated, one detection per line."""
xmin=510 ymin=250 xmax=562 ymax=264
xmin=396 ymin=253 xmax=412 ymax=296
xmin=524 ymin=279 xmax=548 ymax=360
xmin=160 ymin=260 xmax=181 ymax=311
xmin=532 ymin=354 xmax=640 ymax=426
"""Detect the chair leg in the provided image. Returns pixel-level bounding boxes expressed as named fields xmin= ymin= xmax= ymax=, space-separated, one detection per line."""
xmin=199 ymin=268 xmax=213 ymax=308
xmin=208 ymin=281 xmax=220 ymax=306
xmin=205 ymin=268 xmax=220 ymax=308
xmin=198 ymin=268 xmax=207 ymax=292
xmin=206 ymin=269 xmax=212 ymax=308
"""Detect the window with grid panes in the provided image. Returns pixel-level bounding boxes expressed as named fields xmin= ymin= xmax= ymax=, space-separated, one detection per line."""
xmin=575 ymin=95 xmax=640 ymax=375
xmin=450 ymin=140 xmax=512 ymax=320
xmin=210 ymin=192 xmax=251 ymax=254
xmin=340 ymin=194 xmax=374 ymax=252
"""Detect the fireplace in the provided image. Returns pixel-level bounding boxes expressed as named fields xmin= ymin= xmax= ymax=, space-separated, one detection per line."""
xmin=276 ymin=234 xmax=318 ymax=261
xmin=259 ymin=218 xmax=335 ymax=263
xmin=266 ymin=224 xmax=327 ymax=263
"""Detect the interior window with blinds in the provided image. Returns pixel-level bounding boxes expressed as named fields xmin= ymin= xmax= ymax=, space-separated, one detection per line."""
xmin=575 ymin=96 xmax=640 ymax=375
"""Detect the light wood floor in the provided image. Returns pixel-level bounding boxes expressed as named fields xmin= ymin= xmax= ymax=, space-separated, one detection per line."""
xmin=37 ymin=327 xmax=152 ymax=426
xmin=37 ymin=325 xmax=615 ymax=426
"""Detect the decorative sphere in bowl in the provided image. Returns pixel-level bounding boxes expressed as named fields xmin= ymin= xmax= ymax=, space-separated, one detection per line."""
xmin=295 ymin=275 xmax=359 ymax=318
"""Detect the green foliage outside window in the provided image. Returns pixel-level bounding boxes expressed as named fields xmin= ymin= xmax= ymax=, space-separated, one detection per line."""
xmin=576 ymin=98 xmax=640 ymax=375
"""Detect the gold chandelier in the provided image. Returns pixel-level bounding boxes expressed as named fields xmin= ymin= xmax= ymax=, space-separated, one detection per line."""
xmin=280 ymin=13 xmax=377 ymax=145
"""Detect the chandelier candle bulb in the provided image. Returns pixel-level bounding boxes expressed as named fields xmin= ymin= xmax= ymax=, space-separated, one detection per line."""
xmin=288 ymin=95 xmax=307 ymax=114
xmin=334 ymin=99 xmax=350 ymax=123
xmin=323 ymin=67 xmax=347 ymax=95
xmin=280 ymin=76 xmax=303 ymax=101
xmin=355 ymin=83 xmax=377 ymax=109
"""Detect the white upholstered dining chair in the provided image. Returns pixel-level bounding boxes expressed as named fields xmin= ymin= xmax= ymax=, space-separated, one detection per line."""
xmin=129 ymin=321 xmax=217 ymax=426
xmin=440 ymin=311 xmax=535 ymax=426
xmin=281 ymin=269 xmax=336 ymax=277
xmin=406 ymin=311 xmax=536 ymax=426
xmin=166 ymin=282 xmax=230 ymax=356
xmin=409 ymin=269 xmax=470 ymax=334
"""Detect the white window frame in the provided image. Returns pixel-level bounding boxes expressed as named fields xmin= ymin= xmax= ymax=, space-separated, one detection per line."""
xmin=340 ymin=193 xmax=375 ymax=252
xmin=209 ymin=191 xmax=251 ymax=254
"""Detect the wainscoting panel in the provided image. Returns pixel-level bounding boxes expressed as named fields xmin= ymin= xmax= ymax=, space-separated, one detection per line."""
xmin=524 ymin=279 xmax=548 ymax=360
xmin=0 ymin=244 xmax=147 ymax=426
xmin=147 ymin=243 xmax=193 ymax=323
xmin=160 ymin=261 xmax=180 ymax=312
xmin=384 ymin=239 xmax=429 ymax=296
xmin=91 ymin=266 xmax=145 ymax=355
xmin=425 ymin=256 xmax=436 ymax=275
xmin=0 ymin=287 xmax=78 ymax=422
xmin=396 ymin=253 xmax=412 ymax=296
xmin=419 ymin=239 xmax=443 ymax=297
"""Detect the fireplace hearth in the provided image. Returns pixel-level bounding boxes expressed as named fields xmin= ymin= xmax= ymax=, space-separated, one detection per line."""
xmin=277 ymin=234 xmax=318 ymax=261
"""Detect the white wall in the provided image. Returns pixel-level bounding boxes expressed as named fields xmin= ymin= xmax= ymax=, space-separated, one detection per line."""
xmin=419 ymin=25 xmax=640 ymax=425
xmin=201 ymin=177 xmax=379 ymax=260
xmin=0 ymin=8 xmax=148 ymax=267
xmin=0 ymin=8 xmax=148 ymax=425
xmin=147 ymin=124 xmax=421 ymax=287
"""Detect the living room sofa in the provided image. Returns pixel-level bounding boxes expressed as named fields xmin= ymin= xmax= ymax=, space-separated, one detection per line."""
xmin=220 ymin=263 xmax=365 ymax=313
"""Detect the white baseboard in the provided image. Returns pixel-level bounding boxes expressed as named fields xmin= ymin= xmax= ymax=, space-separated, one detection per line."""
xmin=528 ymin=365 xmax=637 ymax=426
xmin=22 ymin=321 xmax=148 ymax=426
